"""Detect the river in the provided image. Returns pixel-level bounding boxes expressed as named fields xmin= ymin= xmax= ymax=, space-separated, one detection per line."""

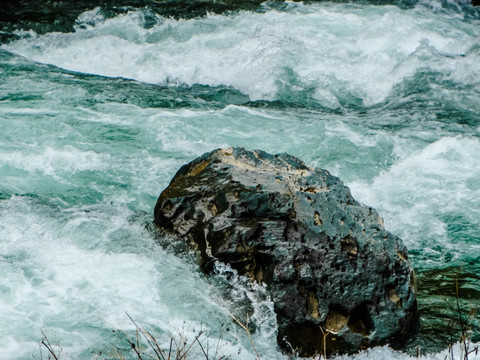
xmin=0 ymin=0 xmax=479 ymax=358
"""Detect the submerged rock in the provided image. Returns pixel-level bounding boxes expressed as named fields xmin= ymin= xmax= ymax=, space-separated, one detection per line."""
xmin=154 ymin=147 xmax=418 ymax=356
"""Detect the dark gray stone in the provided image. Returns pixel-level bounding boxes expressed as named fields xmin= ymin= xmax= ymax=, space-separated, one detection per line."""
xmin=154 ymin=147 xmax=418 ymax=356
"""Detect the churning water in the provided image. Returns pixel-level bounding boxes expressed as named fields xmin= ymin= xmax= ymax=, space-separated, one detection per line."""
xmin=1 ymin=0 xmax=480 ymax=358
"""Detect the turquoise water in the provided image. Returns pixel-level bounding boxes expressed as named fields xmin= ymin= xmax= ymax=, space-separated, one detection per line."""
xmin=1 ymin=1 xmax=480 ymax=358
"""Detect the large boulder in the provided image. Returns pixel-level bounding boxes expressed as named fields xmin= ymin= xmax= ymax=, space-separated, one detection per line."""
xmin=154 ymin=147 xmax=418 ymax=356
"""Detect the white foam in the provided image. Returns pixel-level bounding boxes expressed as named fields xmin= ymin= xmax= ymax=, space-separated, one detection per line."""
xmin=0 ymin=146 xmax=109 ymax=178
xmin=3 ymin=2 xmax=479 ymax=105
xmin=349 ymin=136 xmax=480 ymax=259
xmin=0 ymin=195 xmax=265 ymax=359
xmin=333 ymin=342 xmax=480 ymax=360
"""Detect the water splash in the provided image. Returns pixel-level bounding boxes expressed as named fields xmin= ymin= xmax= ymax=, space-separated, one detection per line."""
xmin=3 ymin=2 xmax=479 ymax=108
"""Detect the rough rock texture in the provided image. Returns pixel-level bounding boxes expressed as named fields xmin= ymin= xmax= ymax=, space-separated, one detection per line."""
xmin=154 ymin=147 xmax=418 ymax=356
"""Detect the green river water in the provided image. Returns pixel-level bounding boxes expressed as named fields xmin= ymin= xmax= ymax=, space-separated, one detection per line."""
xmin=1 ymin=1 xmax=480 ymax=358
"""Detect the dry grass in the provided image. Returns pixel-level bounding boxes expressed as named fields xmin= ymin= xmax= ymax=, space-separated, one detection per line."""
xmin=34 ymin=281 xmax=479 ymax=360
xmin=34 ymin=310 xmax=259 ymax=360
xmin=221 ymin=307 xmax=260 ymax=360
xmin=111 ymin=312 xmax=232 ymax=360
xmin=443 ymin=279 xmax=479 ymax=360
xmin=34 ymin=329 xmax=63 ymax=360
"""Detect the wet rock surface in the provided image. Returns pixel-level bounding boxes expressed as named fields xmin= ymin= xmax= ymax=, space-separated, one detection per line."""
xmin=154 ymin=147 xmax=418 ymax=356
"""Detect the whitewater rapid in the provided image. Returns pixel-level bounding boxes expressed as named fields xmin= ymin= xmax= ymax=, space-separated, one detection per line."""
xmin=4 ymin=1 xmax=480 ymax=107
xmin=1 ymin=1 xmax=479 ymax=359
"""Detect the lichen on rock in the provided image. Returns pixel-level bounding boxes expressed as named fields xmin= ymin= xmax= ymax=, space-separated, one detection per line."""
xmin=154 ymin=147 xmax=418 ymax=356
